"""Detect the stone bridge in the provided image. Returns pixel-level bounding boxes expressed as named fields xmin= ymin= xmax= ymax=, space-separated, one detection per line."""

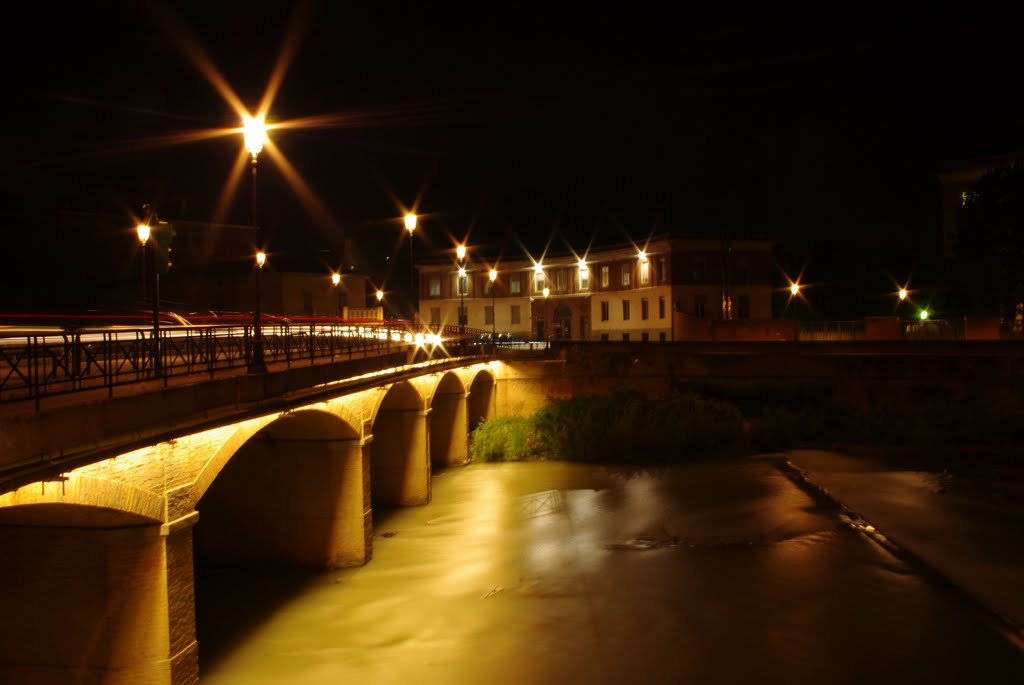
xmin=3 ymin=339 xmax=1023 ymax=684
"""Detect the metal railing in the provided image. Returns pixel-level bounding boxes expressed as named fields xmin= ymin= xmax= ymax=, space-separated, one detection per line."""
xmin=0 ymin=322 xmax=475 ymax=409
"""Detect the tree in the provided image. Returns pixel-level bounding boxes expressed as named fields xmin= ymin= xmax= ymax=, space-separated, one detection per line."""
xmin=948 ymin=164 xmax=1024 ymax=317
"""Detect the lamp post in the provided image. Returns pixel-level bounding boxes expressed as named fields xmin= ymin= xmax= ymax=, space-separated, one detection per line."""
xmin=331 ymin=272 xmax=342 ymax=317
xmin=456 ymin=244 xmax=467 ymax=339
xmin=136 ymin=223 xmax=161 ymax=372
xmin=405 ymin=213 xmax=417 ymax=319
xmin=244 ymin=114 xmax=268 ymax=373
xmin=489 ymin=268 xmax=497 ymax=351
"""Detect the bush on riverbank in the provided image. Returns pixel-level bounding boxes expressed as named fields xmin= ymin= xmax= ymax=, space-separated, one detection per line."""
xmin=469 ymin=383 xmax=1024 ymax=463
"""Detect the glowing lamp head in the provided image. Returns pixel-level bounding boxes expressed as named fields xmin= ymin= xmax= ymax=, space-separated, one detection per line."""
xmin=542 ymin=287 xmax=550 ymax=297
xmin=534 ymin=263 xmax=543 ymax=274
xmin=578 ymin=258 xmax=587 ymax=271
xmin=331 ymin=273 xmax=341 ymax=286
xmin=136 ymin=224 xmax=151 ymax=245
xmin=898 ymin=288 xmax=908 ymax=301
xmin=458 ymin=266 xmax=466 ymax=277
xmin=790 ymin=283 xmax=800 ymax=296
xmin=404 ymin=213 xmax=417 ymax=233
xmin=242 ymin=114 xmax=267 ymax=159
xmin=638 ymin=250 xmax=648 ymax=263
xmin=489 ymin=268 xmax=497 ymax=282
xmin=919 ymin=309 xmax=929 ymax=320
xmin=255 ymin=251 xmax=267 ymax=269
xmin=456 ymin=244 xmax=466 ymax=261
xmin=376 ymin=289 xmax=384 ymax=302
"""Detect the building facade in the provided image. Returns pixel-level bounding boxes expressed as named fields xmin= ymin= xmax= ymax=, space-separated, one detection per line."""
xmin=416 ymin=236 xmax=775 ymax=341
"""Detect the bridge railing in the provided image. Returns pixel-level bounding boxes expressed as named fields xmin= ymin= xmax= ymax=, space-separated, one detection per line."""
xmin=0 ymin=322 xmax=481 ymax=409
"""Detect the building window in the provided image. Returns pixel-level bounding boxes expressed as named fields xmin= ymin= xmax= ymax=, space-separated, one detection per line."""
xmin=657 ymin=257 xmax=667 ymax=284
xmin=737 ymin=294 xmax=750 ymax=319
xmin=601 ymin=333 xmax=609 ymax=341
xmin=510 ymin=277 xmax=521 ymax=295
xmin=429 ymin=276 xmax=441 ymax=297
xmin=658 ymin=296 xmax=666 ymax=319
xmin=485 ymin=278 xmax=493 ymax=295
xmin=600 ymin=301 xmax=609 ymax=321
xmin=659 ymin=332 xmax=666 ymax=342
xmin=485 ymin=305 xmax=494 ymax=325
xmin=534 ymin=269 xmax=545 ymax=293
xmin=430 ymin=307 xmax=440 ymax=325
xmin=640 ymin=260 xmax=650 ymax=285
xmin=579 ymin=266 xmax=589 ymax=290
xmin=622 ymin=333 xmax=630 ymax=341
xmin=694 ymin=294 xmax=706 ymax=317
xmin=642 ymin=332 xmax=649 ymax=342
xmin=556 ymin=269 xmax=566 ymax=293
xmin=511 ymin=305 xmax=521 ymax=325
xmin=458 ymin=273 xmax=468 ymax=296
xmin=641 ymin=297 xmax=649 ymax=320
xmin=601 ymin=265 xmax=610 ymax=288
xmin=622 ymin=299 xmax=631 ymax=321
xmin=692 ymin=261 xmax=704 ymax=282
xmin=621 ymin=266 xmax=631 ymax=287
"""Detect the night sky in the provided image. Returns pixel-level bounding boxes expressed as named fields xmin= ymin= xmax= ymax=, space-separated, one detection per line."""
xmin=4 ymin=1 xmax=1024 ymax=315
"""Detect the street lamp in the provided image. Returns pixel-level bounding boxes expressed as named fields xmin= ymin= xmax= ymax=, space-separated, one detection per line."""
xmin=405 ymin=213 xmax=417 ymax=318
xmin=136 ymin=223 xmax=161 ymax=372
xmin=489 ymin=268 xmax=497 ymax=349
xmin=456 ymin=243 xmax=468 ymax=337
xmin=244 ymin=114 xmax=268 ymax=373
xmin=331 ymin=272 xmax=342 ymax=317
xmin=898 ymin=288 xmax=908 ymax=301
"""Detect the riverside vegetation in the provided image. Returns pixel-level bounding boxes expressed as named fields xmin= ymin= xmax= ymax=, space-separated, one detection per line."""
xmin=468 ymin=383 xmax=1024 ymax=466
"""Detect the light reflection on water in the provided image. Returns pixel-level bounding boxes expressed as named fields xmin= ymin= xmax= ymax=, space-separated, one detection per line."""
xmin=196 ymin=460 xmax=1024 ymax=684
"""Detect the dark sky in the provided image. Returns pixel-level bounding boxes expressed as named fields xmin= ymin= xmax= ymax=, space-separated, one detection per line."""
xmin=4 ymin=1 xmax=1024 ymax=313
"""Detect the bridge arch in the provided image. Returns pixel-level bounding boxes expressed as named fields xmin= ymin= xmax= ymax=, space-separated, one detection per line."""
xmin=370 ymin=380 xmax=431 ymax=506
xmin=194 ymin=408 xmax=370 ymax=570
xmin=467 ymin=368 xmax=497 ymax=433
xmin=429 ymin=371 xmax=469 ymax=468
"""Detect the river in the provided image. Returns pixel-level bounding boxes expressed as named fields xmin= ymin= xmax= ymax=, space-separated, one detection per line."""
xmin=196 ymin=458 xmax=1024 ymax=684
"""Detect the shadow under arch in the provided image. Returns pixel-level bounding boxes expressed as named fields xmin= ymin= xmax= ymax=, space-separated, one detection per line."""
xmin=194 ymin=408 xmax=368 ymax=675
xmin=429 ymin=371 xmax=470 ymax=469
xmin=467 ymin=368 xmax=497 ymax=434
xmin=370 ymin=380 xmax=430 ymax=506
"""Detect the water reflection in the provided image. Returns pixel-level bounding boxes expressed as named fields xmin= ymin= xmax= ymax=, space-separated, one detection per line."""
xmin=197 ymin=460 xmax=1024 ymax=684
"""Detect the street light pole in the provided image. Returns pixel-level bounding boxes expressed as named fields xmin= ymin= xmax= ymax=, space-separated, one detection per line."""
xmin=244 ymin=114 xmax=268 ymax=373
xmin=489 ymin=268 xmax=497 ymax=352
xmin=405 ymin=213 xmax=417 ymax=321
xmin=136 ymin=223 xmax=161 ymax=373
xmin=456 ymin=243 xmax=467 ymax=343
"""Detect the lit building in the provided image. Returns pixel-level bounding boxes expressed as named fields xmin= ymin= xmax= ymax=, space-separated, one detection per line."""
xmin=415 ymin=235 xmax=774 ymax=341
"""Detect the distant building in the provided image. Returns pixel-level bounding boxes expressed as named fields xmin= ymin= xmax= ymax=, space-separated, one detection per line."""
xmin=415 ymin=235 xmax=774 ymax=341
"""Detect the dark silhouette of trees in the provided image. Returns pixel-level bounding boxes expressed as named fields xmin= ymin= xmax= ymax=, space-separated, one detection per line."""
xmin=948 ymin=164 xmax=1024 ymax=316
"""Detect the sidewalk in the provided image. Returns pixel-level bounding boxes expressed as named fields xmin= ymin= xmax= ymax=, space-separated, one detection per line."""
xmin=784 ymin=449 xmax=1024 ymax=647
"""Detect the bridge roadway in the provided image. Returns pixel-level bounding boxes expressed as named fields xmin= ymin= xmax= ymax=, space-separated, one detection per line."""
xmin=1 ymin=338 xmax=1023 ymax=684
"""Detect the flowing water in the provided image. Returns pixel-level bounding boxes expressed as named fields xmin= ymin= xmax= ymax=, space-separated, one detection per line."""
xmin=196 ymin=459 xmax=1024 ymax=684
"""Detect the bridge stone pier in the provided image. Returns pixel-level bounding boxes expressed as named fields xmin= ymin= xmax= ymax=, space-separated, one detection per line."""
xmin=0 ymin=357 xmax=500 ymax=685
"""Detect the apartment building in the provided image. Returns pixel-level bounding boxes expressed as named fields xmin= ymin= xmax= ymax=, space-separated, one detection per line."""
xmin=416 ymin=235 xmax=774 ymax=341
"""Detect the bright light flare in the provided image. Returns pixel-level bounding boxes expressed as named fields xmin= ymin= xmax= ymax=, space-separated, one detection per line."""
xmin=376 ymin=290 xmax=384 ymax=302
xmin=542 ymin=287 xmax=550 ymax=297
xmin=920 ymin=309 xmax=929 ymax=320
xmin=255 ymin=251 xmax=267 ymax=268
xmin=898 ymin=288 xmax=908 ymax=301
xmin=331 ymin=273 xmax=341 ymax=286
xmin=638 ymin=250 xmax=648 ymax=263
xmin=136 ymin=224 xmax=151 ymax=245
xmin=489 ymin=269 xmax=498 ymax=282
xmin=243 ymin=115 xmax=268 ymax=158
xmin=456 ymin=244 xmax=467 ymax=261
xmin=405 ymin=213 xmax=417 ymax=233
xmin=790 ymin=283 xmax=800 ymax=296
